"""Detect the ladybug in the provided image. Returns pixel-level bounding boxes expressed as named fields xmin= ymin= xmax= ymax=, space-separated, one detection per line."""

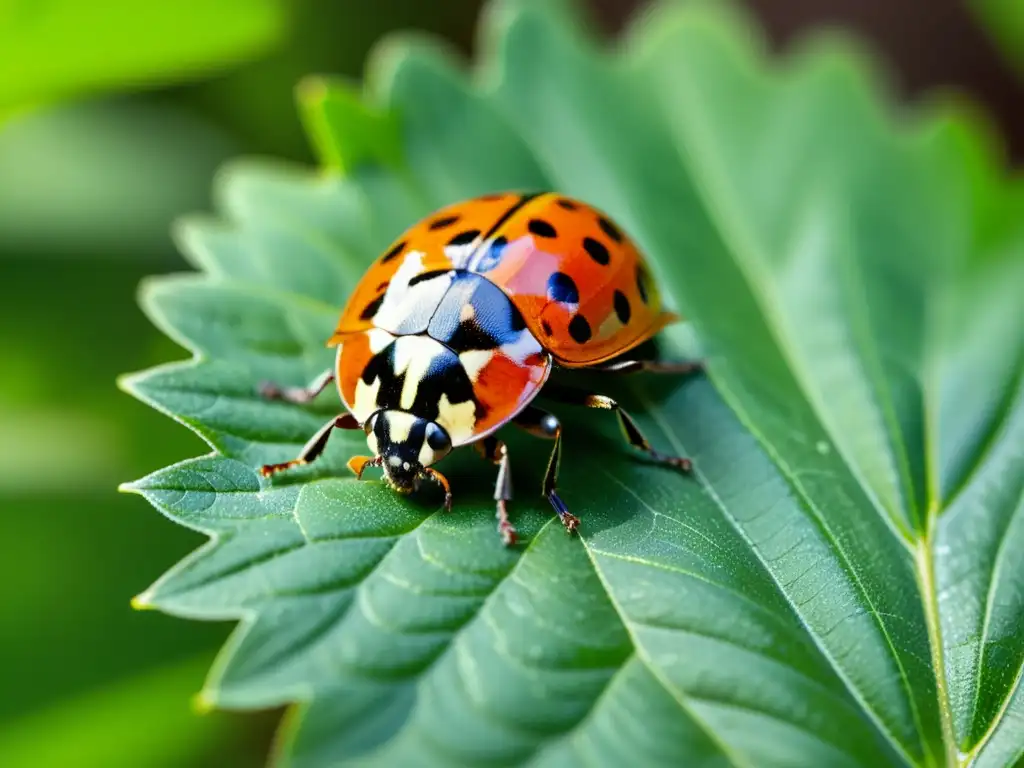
xmin=259 ymin=192 xmax=699 ymax=545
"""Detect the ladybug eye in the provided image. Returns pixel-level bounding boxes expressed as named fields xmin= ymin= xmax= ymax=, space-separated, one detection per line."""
xmin=425 ymin=423 xmax=451 ymax=453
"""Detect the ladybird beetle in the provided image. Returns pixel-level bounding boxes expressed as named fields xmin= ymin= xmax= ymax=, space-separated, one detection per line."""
xmin=259 ymin=192 xmax=699 ymax=545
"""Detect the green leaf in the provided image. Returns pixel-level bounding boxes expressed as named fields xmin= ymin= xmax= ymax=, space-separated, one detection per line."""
xmin=972 ymin=0 xmax=1024 ymax=75
xmin=124 ymin=1 xmax=1024 ymax=765
xmin=0 ymin=0 xmax=286 ymax=112
xmin=295 ymin=76 xmax=403 ymax=174
xmin=0 ymin=654 xmax=239 ymax=768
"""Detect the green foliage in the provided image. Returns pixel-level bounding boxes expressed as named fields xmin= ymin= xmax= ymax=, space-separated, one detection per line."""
xmin=0 ymin=654 xmax=235 ymax=768
xmin=973 ymin=0 xmax=1024 ymax=74
xmin=0 ymin=0 xmax=286 ymax=113
xmin=123 ymin=0 xmax=1024 ymax=765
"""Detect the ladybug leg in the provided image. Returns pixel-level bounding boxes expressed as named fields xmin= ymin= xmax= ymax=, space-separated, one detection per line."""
xmin=421 ymin=468 xmax=454 ymax=513
xmin=260 ymin=413 xmax=360 ymax=477
xmin=476 ymin=437 xmax=517 ymax=546
xmin=592 ymin=359 xmax=702 ymax=376
xmin=259 ymin=368 xmax=335 ymax=405
xmin=541 ymin=383 xmax=692 ymax=473
xmin=512 ymin=407 xmax=580 ymax=536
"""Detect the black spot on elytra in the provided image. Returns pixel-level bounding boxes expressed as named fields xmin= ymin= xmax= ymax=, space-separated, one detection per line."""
xmin=429 ymin=214 xmax=460 ymax=230
xmin=360 ymin=293 xmax=385 ymax=320
xmin=448 ymin=229 xmax=481 ymax=247
xmin=381 ymin=240 xmax=406 ymax=263
xmin=528 ymin=219 xmax=557 ymax=238
xmin=476 ymin=236 xmax=507 ymax=272
xmin=582 ymin=237 xmax=610 ymax=265
xmin=614 ymin=290 xmax=631 ymax=324
xmin=541 ymin=320 xmax=553 ymax=336
xmin=407 ymin=269 xmax=451 ymax=288
xmin=547 ymin=272 xmax=579 ymax=305
xmin=598 ymin=216 xmax=622 ymax=243
xmin=556 ymin=199 xmax=578 ymax=210
xmin=636 ymin=264 xmax=650 ymax=304
xmin=568 ymin=315 xmax=592 ymax=344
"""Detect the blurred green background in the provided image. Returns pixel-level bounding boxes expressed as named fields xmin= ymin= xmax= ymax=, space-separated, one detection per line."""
xmin=0 ymin=0 xmax=1020 ymax=766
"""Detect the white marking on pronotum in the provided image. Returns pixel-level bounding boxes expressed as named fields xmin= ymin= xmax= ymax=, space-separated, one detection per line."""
xmin=398 ymin=339 xmax=440 ymax=411
xmin=353 ymin=376 xmax=381 ymax=422
xmin=366 ymin=328 xmax=394 ymax=353
xmin=459 ymin=349 xmax=493 ymax=382
xmin=436 ymin=393 xmax=476 ymax=444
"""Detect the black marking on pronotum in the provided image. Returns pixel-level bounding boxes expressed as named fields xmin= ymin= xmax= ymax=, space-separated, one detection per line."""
xmin=583 ymin=237 xmax=610 ymax=265
xmin=360 ymin=293 xmax=385 ymax=320
xmin=380 ymin=240 xmax=406 ymax=263
xmin=547 ymin=272 xmax=579 ymax=305
xmin=636 ymin=264 xmax=650 ymax=304
xmin=528 ymin=219 xmax=557 ymax=238
xmin=568 ymin=315 xmax=592 ymax=344
xmin=598 ymin=216 xmax=622 ymax=243
xmin=408 ymin=269 xmax=452 ymax=288
xmin=541 ymin=319 xmax=553 ymax=336
xmin=361 ymin=340 xmax=478 ymax=422
xmin=429 ymin=214 xmax=461 ymax=230
xmin=614 ymin=290 xmax=631 ymax=324
xmin=475 ymin=235 xmax=507 ymax=272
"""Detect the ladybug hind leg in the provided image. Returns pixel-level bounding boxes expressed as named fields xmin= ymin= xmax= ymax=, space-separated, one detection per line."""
xmin=259 ymin=368 xmax=335 ymax=405
xmin=540 ymin=382 xmax=692 ymax=473
xmin=512 ymin=407 xmax=580 ymax=536
xmin=476 ymin=437 xmax=516 ymax=546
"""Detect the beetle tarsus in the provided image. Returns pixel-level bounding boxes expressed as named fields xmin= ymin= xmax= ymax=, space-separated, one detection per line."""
xmin=260 ymin=459 xmax=303 ymax=477
xmin=496 ymin=500 xmax=518 ymax=546
xmin=422 ymin=468 xmax=453 ymax=512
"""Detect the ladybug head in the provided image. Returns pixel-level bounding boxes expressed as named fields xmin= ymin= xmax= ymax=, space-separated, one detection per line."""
xmin=363 ymin=410 xmax=452 ymax=493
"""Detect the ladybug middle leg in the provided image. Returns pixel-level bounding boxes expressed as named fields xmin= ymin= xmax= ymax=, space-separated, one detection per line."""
xmin=475 ymin=436 xmax=517 ymax=546
xmin=512 ymin=406 xmax=580 ymax=536
xmin=541 ymin=382 xmax=692 ymax=473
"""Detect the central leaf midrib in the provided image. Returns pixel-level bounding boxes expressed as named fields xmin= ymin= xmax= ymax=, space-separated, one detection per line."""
xmin=631 ymin=380 xmax=920 ymax=768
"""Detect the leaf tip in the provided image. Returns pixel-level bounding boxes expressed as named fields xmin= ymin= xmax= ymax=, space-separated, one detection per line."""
xmin=295 ymin=74 xmax=402 ymax=174
xmin=130 ymin=591 xmax=155 ymax=611
xmin=192 ymin=688 xmax=218 ymax=714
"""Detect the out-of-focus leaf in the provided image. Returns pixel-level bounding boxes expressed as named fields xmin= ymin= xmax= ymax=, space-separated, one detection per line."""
xmin=0 ymin=101 xmax=236 ymax=258
xmin=0 ymin=0 xmax=286 ymax=112
xmin=0 ymin=655 xmax=235 ymax=768
xmin=296 ymin=77 xmax=402 ymax=173
xmin=124 ymin=1 xmax=1024 ymax=765
xmin=972 ymin=0 xmax=1024 ymax=74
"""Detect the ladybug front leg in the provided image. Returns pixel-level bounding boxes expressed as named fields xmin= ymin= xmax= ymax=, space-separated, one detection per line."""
xmin=540 ymin=382 xmax=692 ymax=473
xmin=259 ymin=368 xmax=335 ymax=405
xmin=512 ymin=407 xmax=580 ymax=536
xmin=475 ymin=437 xmax=517 ymax=546
xmin=260 ymin=413 xmax=360 ymax=478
